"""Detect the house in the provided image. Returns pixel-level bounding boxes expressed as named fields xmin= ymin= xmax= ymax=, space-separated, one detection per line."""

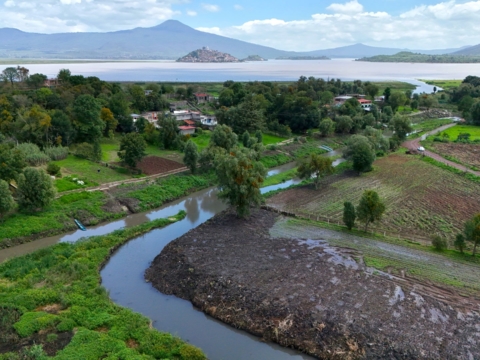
xmin=200 ymin=115 xmax=217 ymax=127
xmin=130 ymin=114 xmax=141 ymax=122
xmin=140 ymin=112 xmax=160 ymax=127
xmin=184 ymin=119 xmax=196 ymax=126
xmin=144 ymin=90 xmax=153 ymax=96
xmin=194 ymin=93 xmax=214 ymax=103
xmin=374 ymin=96 xmax=385 ymax=103
xmin=178 ymin=126 xmax=196 ymax=136
xmin=171 ymin=110 xmax=201 ymax=122
xmin=334 ymin=96 xmax=352 ymax=105
xmin=44 ymin=78 xmax=60 ymax=88
xmin=358 ymin=98 xmax=372 ymax=111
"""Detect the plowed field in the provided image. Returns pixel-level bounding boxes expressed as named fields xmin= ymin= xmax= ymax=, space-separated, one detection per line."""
xmin=431 ymin=143 xmax=480 ymax=169
xmin=136 ymin=156 xmax=184 ymax=175
xmin=267 ymin=153 xmax=480 ymax=242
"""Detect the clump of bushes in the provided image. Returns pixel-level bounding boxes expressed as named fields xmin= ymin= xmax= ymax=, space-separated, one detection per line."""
xmin=432 ymin=235 xmax=448 ymax=251
xmin=46 ymin=163 xmax=61 ymax=177
xmin=44 ymin=146 xmax=69 ymax=161
xmin=17 ymin=143 xmax=50 ymax=166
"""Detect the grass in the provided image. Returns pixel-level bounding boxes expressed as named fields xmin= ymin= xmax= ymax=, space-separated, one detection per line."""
xmin=0 ymin=212 xmax=206 ymax=359
xmin=262 ymin=168 xmax=297 ymax=187
xmin=260 ymin=153 xmax=293 ymax=168
xmin=371 ymin=81 xmax=416 ymax=94
xmin=0 ymin=172 xmax=216 ymax=247
xmin=55 ymin=175 xmax=98 ymax=193
xmin=190 ymin=131 xmax=212 ymax=152
xmin=410 ymin=118 xmax=454 ymax=135
xmin=419 ymin=79 xmax=462 ymax=90
xmin=262 ymin=133 xmax=287 ymax=145
xmin=441 ymin=124 xmax=480 ymax=141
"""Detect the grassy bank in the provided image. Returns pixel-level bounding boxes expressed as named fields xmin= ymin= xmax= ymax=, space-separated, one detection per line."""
xmin=0 ymin=173 xmax=215 ymax=249
xmin=419 ymin=79 xmax=462 ymax=90
xmin=0 ymin=211 xmax=206 ymax=359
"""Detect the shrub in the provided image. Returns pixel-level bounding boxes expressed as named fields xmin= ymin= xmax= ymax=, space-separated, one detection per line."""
xmin=454 ymin=234 xmax=466 ymax=253
xmin=73 ymin=143 xmax=94 ymax=160
xmin=267 ymin=144 xmax=277 ymax=151
xmin=432 ymin=235 xmax=448 ymax=251
xmin=44 ymin=146 xmax=69 ymax=161
xmin=17 ymin=143 xmax=50 ymax=166
xmin=46 ymin=163 xmax=61 ymax=177
xmin=195 ymin=127 xmax=203 ymax=135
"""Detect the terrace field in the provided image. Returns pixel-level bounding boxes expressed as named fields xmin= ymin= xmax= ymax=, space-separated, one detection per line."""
xmin=267 ymin=153 xmax=480 ymax=243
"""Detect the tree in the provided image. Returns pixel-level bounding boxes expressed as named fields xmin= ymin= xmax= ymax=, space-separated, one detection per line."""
xmin=454 ymin=233 xmax=466 ymax=254
xmin=356 ymin=190 xmax=385 ymax=232
xmin=215 ymin=147 xmax=266 ymax=217
xmin=72 ymin=94 xmax=104 ymax=143
xmin=383 ymin=87 xmax=391 ymax=102
xmin=135 ymin=117 xmax=148 ymax=134
xmin=118 ymin=132 xmax=147 ymax=168
xmin=392 ymin=114 xmax=413 ymax=141
xmin=344 ymin=135 xmax=375 ymax=174
xmin=464 ymin=214 xmax=480 ymax=256
xmin=343 ymin=201 xmax=356 ymax=230
xmin=183 ymin=139 xmax=199 ymax=174
xmin=100 ymin=107 xmax=118 ymax=137
xmin=17 ymin=168 xmax=56 ymax=212
xmin=319 ymin=118 xmax=335 ymax=137
xmin=210 ymin=124 xmax=238 ymax=151
xmin=27 ymin=73 xmax=47 ymax=89
xmin=0 ymin=144 xmax=26 ymax=182
xmin=217 ymin=97 xmax=266 ymax=134
xmin=255 ymin=130 xmax=263 ymax=144
xmin=159 ymin=115 xmax=179 ymax=150
xmin=432 ymin=235 xmax=448 ymax=251
xmin=297 ymin=153 xmax=334 ymax=189
xmin=388 ymin=92 xmax=407 ymax=113
xmin=1 ymin=67 xmax=19 ymax=88
xmin=242 ymin=130 xmax=250 ymax=147
xmin=0 ymin=179 xmax=15 ymax=220
xmin=470 ymin=102 xmax=480 ymax=126
xmin=335 ymin=115 xmax=353 ymax=134
xmin=365 ymin=83 xmax=379 ymax=99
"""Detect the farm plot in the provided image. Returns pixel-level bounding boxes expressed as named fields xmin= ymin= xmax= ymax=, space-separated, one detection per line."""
xmin=430 ymin=142 xmax=480 ymax=169
xmin=267 ymin=153 xmax=480 ymax=241
xmin=136 ymin=156 xmax=185 ymax=175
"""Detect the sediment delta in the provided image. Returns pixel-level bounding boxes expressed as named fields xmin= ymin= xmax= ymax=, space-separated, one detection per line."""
xmin=146 ymin=208 xmax=480 ymax=359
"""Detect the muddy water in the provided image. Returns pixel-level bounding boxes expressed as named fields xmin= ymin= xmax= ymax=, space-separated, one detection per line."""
xmin=0 ymin=165 xmax=313 ymax=359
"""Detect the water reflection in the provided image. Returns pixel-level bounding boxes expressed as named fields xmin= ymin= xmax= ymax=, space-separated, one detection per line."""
xmin=185 ymin=197 xmax=200 ymax=223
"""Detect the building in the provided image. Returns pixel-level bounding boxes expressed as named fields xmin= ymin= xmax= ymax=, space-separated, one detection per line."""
xmin=334 ymin=96 xmax=353 ymax=105
xmin=171 ymin=110 xmax=201 ymax=122
xmin=194 ymin=93 xmax=215 ymax=103
xmin=144 ymin=90 xmax=153 ymax=96
xmin=130 ymin=114 xmax=141 ymax=122
xmin=43 ymin=78 xmax=60 ymax=88
xmin=358 ymin=98 xmax=372 ymax=111
xmin=200 ymin=115 xmax=217 ymax=127
xmin=178 ymin=126 xmax=196 ymax=136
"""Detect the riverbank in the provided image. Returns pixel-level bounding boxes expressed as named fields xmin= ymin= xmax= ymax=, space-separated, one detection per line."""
xmin=146 ymin=207 xmax=480 ymax=359
xmin=0 ymin=211 xmax=206 ymax=359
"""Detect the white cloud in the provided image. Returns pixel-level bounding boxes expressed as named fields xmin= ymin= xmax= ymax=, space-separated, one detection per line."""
xmin=202 ymin=3 xmax=219 ymax=12
xmin=4 ymin=1 xmax=15 ymax=7
xmin=234 ymin=4 xmax=242 ymax=10
xmin=187 ymin=10 xmax=197 ymax=16
xmin=196 ymin=0 xmax=480 ymax=51
xmin=327 ymin=0 xmax=363 ymax=14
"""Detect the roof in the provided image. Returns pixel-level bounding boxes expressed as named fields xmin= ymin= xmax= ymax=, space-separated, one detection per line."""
xmin=184 ymin=120 xmax=195 ymax=125
xmin=178 ymin=126 xmax=196 ymax=130
xmin=358 ymin=99 xmax=372 ymax=104
xmin=194 ymin=93 xmax=208 ymax=97
xmin=335 ymin=96 xmax=352 ymax=101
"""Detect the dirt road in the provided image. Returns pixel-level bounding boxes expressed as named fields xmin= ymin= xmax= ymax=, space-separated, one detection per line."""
xmin=402 ymin=123 xmax=480 ymax=177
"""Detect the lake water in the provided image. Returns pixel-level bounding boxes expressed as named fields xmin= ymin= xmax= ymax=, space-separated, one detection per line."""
xmin=3 ymin=59 xmax=480 ymax=92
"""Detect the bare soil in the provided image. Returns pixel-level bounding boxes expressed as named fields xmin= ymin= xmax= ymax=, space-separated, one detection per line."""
xmin=431 ymin=143 xmax=480 ymax=169
xmin=136 ymin=156 xmax=184 ymax=176
xmin=146 ymin=208 xmax=480 ymax=360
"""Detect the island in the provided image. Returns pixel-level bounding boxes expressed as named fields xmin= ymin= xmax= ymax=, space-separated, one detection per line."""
xmin=276 ymin=56 xmax=330 ymax=60
xmin=176 ymin=47 xmax=239 ymax=63
xmin=357 ymin=51 xmax=480 ymax=63
xmin=241 ymin=55 xmax=267 ymax=62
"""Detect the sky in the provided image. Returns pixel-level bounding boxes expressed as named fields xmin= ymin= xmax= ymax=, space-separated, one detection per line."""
xmin=1 ymin=0 xmax=480 ymax=51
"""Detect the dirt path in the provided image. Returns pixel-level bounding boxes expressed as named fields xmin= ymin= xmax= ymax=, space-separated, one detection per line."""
xmin=402 ymin=123 xmax=480 ymax=177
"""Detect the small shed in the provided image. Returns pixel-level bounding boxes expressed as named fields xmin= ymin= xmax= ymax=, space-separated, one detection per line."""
xmin=179 ymin=126 xmax=196 ymax=136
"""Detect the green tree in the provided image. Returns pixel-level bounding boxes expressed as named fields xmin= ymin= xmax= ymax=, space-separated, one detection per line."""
xmin=335 ymin=115 xmax=353 ymax=134
xmin=365 ymin=83 xmax=379 ymax=99
xmin=183 ymin=139 xmax=199 ymax=174
xmin=0 ymin=144 xmax=26 ymax=182
xmin=17 ymin=168 xmax=56 ymax=212
xmin=297 ymin=153 xmax=334 ymax=189
xmin=383 ymin=87 xmax=391 ymax=102
xmin=159 ymin=115 xmax=179 ymax=150
xmin=215 ymin=147 xmax=266 ymax=217
xmin=210 ymin=124 xmax=238 ymax=151
xmin=319 ymin=118 xmax=335 ymax=137
xmin=470 ymin=102 xmax=480 ymax=126
xmin=255 ymin=130 xmax=263 ymax=144
xmin=92 ymin=140 xmax=102 ymax=162
xmin=73 ymin=94 xmax=104 ymax=143
xmin=392 ymin=114 xmax=413 ymax=140
xmin=100 ymin=107 xmax=118 ymax=136
xmin=388 ymin=92 xmax=407 ymax=112
xmin=1 ymin=67 xmax=19 ymax=88
xmin=432 ymin=235 xmax=448 ymax=251
xmin=0 ymin=179 xmax=15 ymax=220
xmin=454 ymin=233 xmax=466 ymax=254
xmin=344 ymin=135 xmax=375 ymax=174
xmin=27 ymin=73 xmax=47 ymax=89
xmin=343 ymin=201 xmax=356 ymax=230
xmin=109 ymin=92 xmax=133 ymax=133
xmin=242 ymin=130 xmax=250 ymax=147
xmin=118 ymin=132 xmax=147 ymax=168
xmin=356 ymin=190 xmax=386 ymax=232
xmin=464 ymin=214 xmax=480 ymax=256
xmin=135 ymin=117 xmax=148 ymax=134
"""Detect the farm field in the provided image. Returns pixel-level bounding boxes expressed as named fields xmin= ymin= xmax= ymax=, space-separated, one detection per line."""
xmin=136 ymin=156 xmax=184 ymax=175
xmin=440 ymin=124 xmax=480 ymax=141
xmin=428 ymin=142 xmax=480 ymax=170
xmin=267 ymin=153 xmax=480 ymax=243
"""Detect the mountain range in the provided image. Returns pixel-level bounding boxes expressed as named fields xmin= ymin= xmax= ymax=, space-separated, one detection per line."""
xmin=0 ymin=20 xmax=475 ymax=60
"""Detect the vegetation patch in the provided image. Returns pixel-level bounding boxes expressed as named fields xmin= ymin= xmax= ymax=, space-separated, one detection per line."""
xmin=0 ymin=212 xmax=206 ymax=359
xmin=441 ymin=124 xmax=480 ymax=141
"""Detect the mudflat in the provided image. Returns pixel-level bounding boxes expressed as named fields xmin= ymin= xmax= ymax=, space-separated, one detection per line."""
xmin=145 ymin=208 xmax=480 ymax=359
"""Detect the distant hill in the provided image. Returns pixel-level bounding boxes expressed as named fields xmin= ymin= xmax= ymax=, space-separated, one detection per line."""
xmin=357 ymin=51 xmax=480 ymax=63
xmin=453 ymin=44 xmax=480 ymax=56
xmin=177 ymin=48 xmax=239 ymax=63
xmin=0 ymin=20 xmax=471 ymax=60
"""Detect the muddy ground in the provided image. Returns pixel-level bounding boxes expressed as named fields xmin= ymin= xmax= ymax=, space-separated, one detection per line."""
xmin=146 ymin=208 xmax=480 ymax=360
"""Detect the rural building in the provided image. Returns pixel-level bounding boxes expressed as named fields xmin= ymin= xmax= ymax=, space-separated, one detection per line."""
xmin=334 ymin=95 xmax=352 ymax=105
xmin=200 ymin=115 xmax=217 ymax=127
xmin=43 ymin=78 xmax=60 ymax=88
xmin=171 ymin=110 xmax=201 ymax=122
xmin=144 ymin=90 xmax=153 ymax=96
xmin=130 ymin=114 xmax=141 ymax=122
xmin=358 ymin=98 xmax=372 ymax=111
xmin=178 ymin=126 xmax=196 ymax=136
xmin=194 ymin=93 xmax=214 ymax=103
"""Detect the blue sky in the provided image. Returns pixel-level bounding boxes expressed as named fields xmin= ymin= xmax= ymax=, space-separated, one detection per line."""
xmin=1 ymin=0 xmax=480 ymax=50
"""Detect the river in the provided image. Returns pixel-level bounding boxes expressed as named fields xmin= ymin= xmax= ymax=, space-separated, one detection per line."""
xmin=0 ymin=163 xmax=313 ymax=360
xmin=2 ymin=59 xmax=478 ymax=92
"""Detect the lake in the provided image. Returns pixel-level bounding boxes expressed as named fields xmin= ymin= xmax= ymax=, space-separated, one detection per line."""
xmin=2 ymin=59 xmax=480 ymax=92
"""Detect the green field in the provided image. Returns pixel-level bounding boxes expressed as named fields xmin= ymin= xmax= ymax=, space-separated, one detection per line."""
xmin=262 ymin=133 xmax=287 ymax=145
xmin=419 ymin=79 xmax=462 ymax=90
xmin=441 ymin=124 xmax=480 ymax=141
xmin=0 ymin=212 xmax=205 ymax=359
